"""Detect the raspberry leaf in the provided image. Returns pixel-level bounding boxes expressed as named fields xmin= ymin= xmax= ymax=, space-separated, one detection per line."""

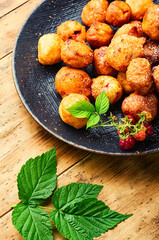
xmin=52 ymin=182 xmax=103 ymax=211
xmin=86 ymin=114 xmax=100 ymax=129
xmin=17 ymin=148 xmax=57 ymax=205
xmin=67 ymin=101 xmax=95 ymax=118
xmin=12 ymin=203 xmax=53 ymax=240
xmin=50 ymin=198 xmax=132 ymax=240
xmin=95 ymin=90 xmax=110 ymax=115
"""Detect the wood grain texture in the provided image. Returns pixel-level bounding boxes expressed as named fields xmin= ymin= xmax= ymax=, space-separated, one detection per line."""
xmin=0 ymin=0 xmax=43 ymax=59
xmin=0 ymin=0 xmax=28 ymax=17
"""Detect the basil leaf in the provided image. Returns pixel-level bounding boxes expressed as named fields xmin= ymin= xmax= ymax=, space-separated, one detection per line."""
xmin=52 ymin=182 xmax=103 ymax=211
xmin=12 ymin=203 xmax=53 ymax=240
xmin=86 ymin=114 xmax=100 ymax=129
xmin=17 ymin=148 xmax=57 ymax=205
xmin=50 ymin=198 xmax=132 ymax=240
xmin=95 ymin=90 xmax=110 ymax=115
xmin=67 ymin=101 xmax=95 ymax=118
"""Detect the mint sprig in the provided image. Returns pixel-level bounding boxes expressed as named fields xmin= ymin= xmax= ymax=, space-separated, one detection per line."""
xmin=12 ymin=148 xmax=132 ymax=240
xmin=67 ymin=90 xmax=110 ymax=129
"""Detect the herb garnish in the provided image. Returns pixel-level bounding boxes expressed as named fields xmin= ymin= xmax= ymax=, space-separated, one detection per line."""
xmin=12 ymin=148 xmax=132 ymax=240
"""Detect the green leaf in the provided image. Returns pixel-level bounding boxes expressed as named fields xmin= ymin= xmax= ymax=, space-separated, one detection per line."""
xmin=12 ymin=203 xmax=53 ymax=240
xmin=17 ymin=148 xmax=57 ymax=205
xmin=50 ymin=198 xmax=132 ymax=240
xmin=86 ymin=114 xmax=100 ymax=129
xmin=52 ymin=182 xmax=103 ymax=211
xmin=67 ymin=101 xmax=95 ymax=118
xmin=95 ymin=90 xmax=110 ymax=115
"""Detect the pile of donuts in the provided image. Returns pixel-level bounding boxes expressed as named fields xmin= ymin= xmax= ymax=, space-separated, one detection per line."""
xmin=38 ymin=0 xmax=159 ymax=130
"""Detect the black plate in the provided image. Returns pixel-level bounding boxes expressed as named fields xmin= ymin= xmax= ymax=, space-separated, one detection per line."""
xmin=13 ymin=0 xmax=159 ymax=156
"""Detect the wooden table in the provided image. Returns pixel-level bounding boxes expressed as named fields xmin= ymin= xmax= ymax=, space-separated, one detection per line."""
xmin=0 ymin=1 xmax=159 ymax=239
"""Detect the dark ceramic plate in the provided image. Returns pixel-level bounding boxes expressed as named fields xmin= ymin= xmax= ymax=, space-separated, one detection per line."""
xmin=13 ymin=0 xmax=159 ymax=156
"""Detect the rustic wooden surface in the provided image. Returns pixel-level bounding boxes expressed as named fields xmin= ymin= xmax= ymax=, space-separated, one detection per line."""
xmin=0 ymin=0 xmax=159 ymax=239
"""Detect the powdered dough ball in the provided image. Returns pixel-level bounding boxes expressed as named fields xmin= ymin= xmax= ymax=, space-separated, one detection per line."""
xmin=117 ymin=72 xmax=134 ymax=94
xmin=59 ymin=94 xmax=89 ymax=129
xmin=143 ymin=40 xmax=159 ymax=65
xmin=91 ymin=76 xmax=123 ymax=104
xmin=55 ymin=67 xmax=92 ymax=99
xmin=61 ymin=39 xmax=93 ymax=69
xmin=81 ymin=0 xmax=109 ymax=27
xmin=86 ymin=22 xmax=113 ymax=48
xmin=126 ymin=0 xmax=154 ymax=20
xmin=57 ymin=21 xmax=86 ymax=43
xmin=142 ymin=4 xmax=159 ymax=41
xmin=126 ymin=58 xmax=152 ymax=95
xmin=153 ymin=65 xmax=159 ymax=93
xmin=122 ymin=92 xmax=158 ymax=122
xmin=93 ymin=47 xmax=117 ymax=76
xmin=38 ymin=33 xmax=63 ymax=65
xmin=106 ymin=1 xmax=131 ymax=27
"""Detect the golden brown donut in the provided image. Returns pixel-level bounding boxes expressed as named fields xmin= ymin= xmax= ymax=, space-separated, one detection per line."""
xmin=126 ymin=58 xmax=153 ymax=95
xmin=153 ymin=65 xmax=159 ymax=93
xmin=57 ymin=21 xmax=86 ymax=43
xmin=38 ymin=33 xmax=63 ymax=65
xmin=86 ymin=22 xmax=113 ymax=48
xmin=117 ymin=72 xmax=134 ymax=94
xmin=143 ymin=40 xmax=159 ymax=65
xmin=91 ymin=76 xmax=123 ymax=104
xmin=126 ymin=0 xmax=154 ymax=20
xmin=55 ymin=67 xmax=92 ymax=99
xmin=93 ymin=47 xmax=117 ymax=76
xmin=81 ymin=0 xmax=109 ymax=27
xmin=113 ymin=21 xmax=144 ymax=40
xmin=59 ymin=93 xmax=89 ymax=129
xmin=106 ymin=34 xmax=146 ymax=72
xmin=142 ymin=4 xmax=159 ymax=41
xmin=122 ymin=92 xmax=158 ymax=122
xmin=61 ymin=39 xmax=93 ymax=69
xmin=105 ymin=1 xmax=131 ymax=27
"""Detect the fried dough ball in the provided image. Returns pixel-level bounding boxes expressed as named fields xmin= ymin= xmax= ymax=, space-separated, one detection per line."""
xmin=126 ymin=58 xmax=152 ymax=95
xmin=55 ymin=67 xmax=92 ymax=98
xmin=57 ymin=21 xmax=86 ymax=43
xmin=93 ymin=47 xmax=117 ymax=76
xmin=117 ymin=72 xmax=134 ymax=94
xmin=59 ymin=93 xmax=89 ymax=129
xmin=61 ymin=39 xmax=93 ymax=69
xmin=122 ymin=92 xmax=158 ymax=122
xmin=86 ymin=22 xmax=113 ymax=48
xmin=91 ymin=76 xmax=123 ymax=104
xmin=153 ymin=65 xmax=159 ymax=93
xmin=143 ymin=40 xmax=159 ymax=65
xmin=38 ymin=33 xmax=63 ymax=65
xmin=113 ymin=21 xmax=144 ymax=40
xmin=105 ymin=1 xmax=131 ymax=27
xmin=81 ymin=0 xmax=109 ymax=27
xmin=106 ymin=35 xmax=146 ymax=72
xmin=142 ymin=5 xmax=159 ymax=41
xmin=125 ymin=0 xmax=154 ymax=20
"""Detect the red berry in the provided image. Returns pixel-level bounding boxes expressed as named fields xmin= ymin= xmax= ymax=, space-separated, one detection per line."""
xmin=134 ymin=130 xmax=146 ymax=141
xmin=126 ymin=114 xmax=136 ymax=125
xmin=119 ymin=136 xmax=136 ymax=150
xmin=144 ymin=123 xmax=154 ymax=137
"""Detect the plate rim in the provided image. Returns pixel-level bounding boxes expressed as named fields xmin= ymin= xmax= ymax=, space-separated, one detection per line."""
xmin=12 ymin=0 xmax=159 ymax=156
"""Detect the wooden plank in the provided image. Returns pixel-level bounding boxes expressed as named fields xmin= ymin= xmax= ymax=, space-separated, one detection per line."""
xmin=0 ymin=0 xmax=43 ymax=59
xmin=1 ymin=153 xmax=159 ymax=239
xmin=0 ymin=0 xmax=28 ymax=17
xmin=0 ymin=53 xmax=90 ymax=216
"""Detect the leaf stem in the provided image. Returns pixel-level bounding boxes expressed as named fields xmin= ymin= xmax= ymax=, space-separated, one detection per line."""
xmin=39 ymin=206 xmax=56 ymax=211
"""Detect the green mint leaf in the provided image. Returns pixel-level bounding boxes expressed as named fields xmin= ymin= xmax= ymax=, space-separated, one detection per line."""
xmin=17 ymin=148 xmax=57 ymax=205
xmin=52 ymin=182 xmax=103 ymax=211
xmin=50 ymin=198 xmax=132 ymax=240
xmin=95 ymin=90 xmax=110 ymax=115
xmin=86 ymin=114 xmax=100 ymax=129
xmin=67 ymin=101 xmax=95 ymax=118
xmin=12 ymin=203 xmax=53 ymax=240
